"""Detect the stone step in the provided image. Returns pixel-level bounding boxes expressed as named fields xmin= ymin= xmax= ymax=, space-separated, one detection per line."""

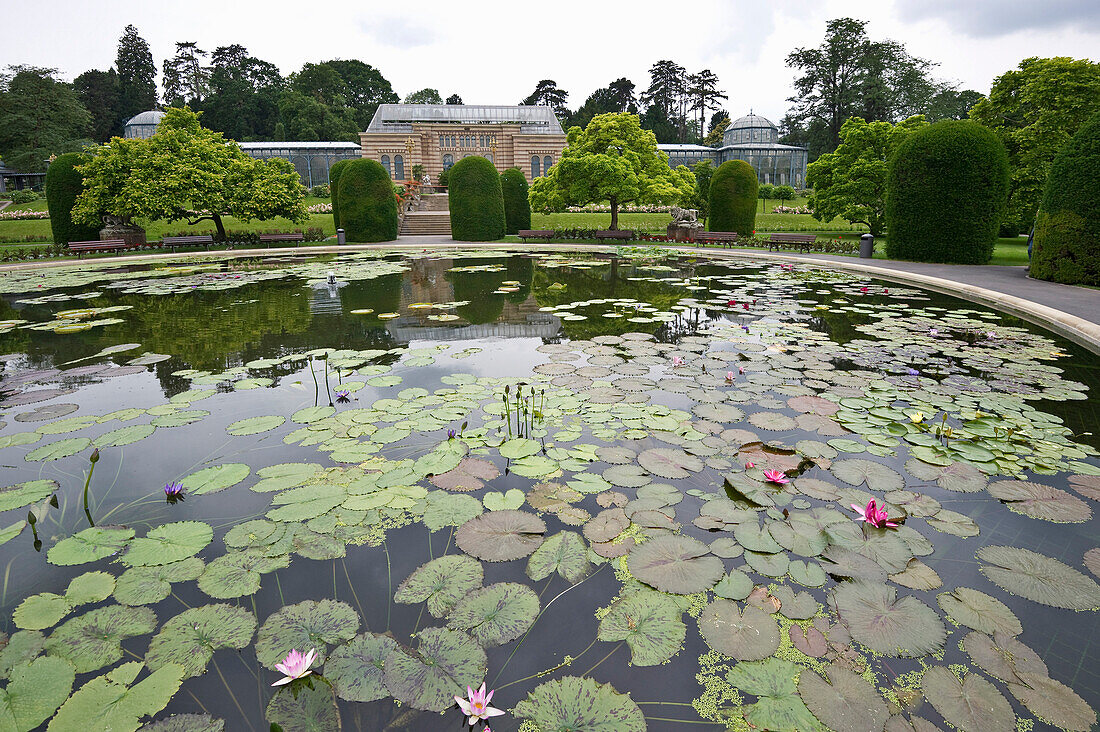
xmin=401 ymin=211 xmax=452 ymax=236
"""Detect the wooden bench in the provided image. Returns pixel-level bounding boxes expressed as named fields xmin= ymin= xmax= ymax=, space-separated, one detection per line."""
xmin=161 ymin=235 xmax=214 ymax=252
xmin=767 ymin=233 xmax=817 ymax=253
xmin=696 ymin=231 xmax=740 ymax=248
xmin=517 ymin=229 xmax=555 ymax=242
xmin=594 ymin=230 xmax=633 ymax=242
xmin=259 ymin=232 xmax=305 ymax=247
xmin=67 ymin=239 xmax=127 ymax=258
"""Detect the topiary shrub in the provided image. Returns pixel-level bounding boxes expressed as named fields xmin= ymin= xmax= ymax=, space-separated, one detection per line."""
xmin=500 ymin=168 xmax=531 ymax=234
xmin=448 ymin=156 xmax=505 ymax=241
xmin=1030 ymin=112 xmax=1100 ymax=285
xmin=328 ymin=159 xmax=351 ymax=232
xmin=709 ymin=160 xmax=758 ymax=234
xmin=337 ymin=158 xmax=398 ymax=243
xmin=45 ymin=153 xmax=100 ymax=244
xmin=885 ymin=120 xmax=1009 ymax=264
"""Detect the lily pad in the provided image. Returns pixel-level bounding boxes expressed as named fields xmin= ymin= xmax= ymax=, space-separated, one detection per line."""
xmin=977 ymin=545 xmax=1100 ymax=610
xmin=114 ymin=559 xmax=205 ymax=606
xmin=323 ymin=632 xmax=398 ymax=702
xmin=513 ymin=675 xmax=646 ymax=732
xmin=627 ymin=535 xmax=723 ymax=594
xmin=905 ymin=459 xmax=987 ymax=493
xmin=831 ymin=581 xmax=945 ymax=657
xmin=987 ymin=480 xmax=1092 ymax=523
xmin=422 ymin=492 xmax=483 ymax=531
xmin=48 ymin=661 xmax=184 ymax=732
xmin=725 ymin=657 xmax=820 ymax=732
xmin=937 ymin=587 xmax=1022 ymax=636
xmin=255 ymin=599 xmax=360 ymax=668
xmin=526 ymin=531 xmax=590 ymax=584
xmin=798 ymin=665 xmax=889 ymax=732
xmin=197 ymin=551 xmax=286 ymax=599
xmin=430 ymin=457 xmax=500 ymax=492
xmin=921 ymin=666 xmax=1015 ymax=732
xmin=46 ymin=606 xmax=157 ymax=673
xmin=225 ymin=415 xmax=285 ymax=436
xmin=48 ymin=526 xmax=134 ymax=566
xmin=447 ymin=582 xmax=540 ymax=646
xmin=697 ymin=600 xmax=781 ymax=661
xmin=394 ymin=555 xmax=484 ymax=618
xmin=121 ymin=521 xmax=213 ymax=567
xmin=145 ymin=604 xmax=257 ymax=678
xmin=25 ymin=437 xmax=92 ymax=462
xmin=831 ymin=459 xmax=904 ymax=492
xmin=138 ymin=714 xmax=225 ymax=731
xmin=179 ymin=464 xmax=251 ymax=496
xmin=455 ymin=510 xmax=546 ymax=562
xmin=93 ymin=424 xmax=155 ymax=448
xmin=1006 ymin=671 xmax=1097 ymax=731
xmin=597 ymin=591 xmax=686 ymax=666
xmin=382 ymin=627 xmax=486 ymax=712
xmin=0 ymin=655 xmax=75 ymax=731
xmin=0 ymin=480 xmax=58 ymax=513
xmin=637 ymin=447 xmax=704 ymax=479
xmin=962 ymin=631 xmax=1047 ymax=682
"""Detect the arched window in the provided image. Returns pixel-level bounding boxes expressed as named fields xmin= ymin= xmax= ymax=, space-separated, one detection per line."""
xmin=486 ymin=152 xmax=494 ymax=164
xmin=381 ymin=155 xmax=391 ymax=176
xmin=394 ymin=155 xmax=404 ymax=180
xmin=442 ymin=153 xmax=454 ymax=170
xmin=543 ymin=155 xmax=552 ymax=173
xmin=531 ymin=156 xmax=541 ymax=177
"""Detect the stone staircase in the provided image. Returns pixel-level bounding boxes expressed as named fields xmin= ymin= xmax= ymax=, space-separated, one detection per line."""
xmin=400 ymin=193 xmax=451 ymax=236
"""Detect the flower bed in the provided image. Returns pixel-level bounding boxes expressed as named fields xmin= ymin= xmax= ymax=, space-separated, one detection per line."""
xmin=0 ymin=210 xmax=49 ymax=221
xmin=771 ymin=205 xmax=813 ymax=214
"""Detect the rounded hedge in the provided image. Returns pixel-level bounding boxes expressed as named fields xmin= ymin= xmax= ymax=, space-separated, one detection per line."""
xmin=885 ymin=120 xmax=1009 ymax=264
xmin=448 ymin=156 xmax=505 ymax=241
xmin=709 ymin=160 xmax=758 ymax=234
xmin=500 ymin=168 xmax=531 ymax=235
xmin=45 ymin=152 xmax=100 ymax=244
xmin=328 ymin=159 xmax=351 ymax=233
xmin=337 ymin=158 xmax=398 ymax=243
xmin=1030 ymin=113 xmax=1100 ymax=285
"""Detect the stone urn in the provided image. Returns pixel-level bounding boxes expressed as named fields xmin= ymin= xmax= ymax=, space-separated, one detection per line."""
xmin=100 ymin=215 xmax=147 ymax=246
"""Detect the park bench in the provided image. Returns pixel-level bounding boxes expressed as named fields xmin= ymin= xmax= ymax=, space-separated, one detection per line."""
xmin=259 ymin=232 xmax=305 ymax=247
xmin=767 ymin=233 xmax=817 ymax=253
xmin=517 ymin=230 xmax=555 ymax=242
xmin=67 ymin=239 xmax=128 ymax=258
xmin=594 ymin=230 xmax=633 ymax=242
xmin=696 ymin=231 xmax=740 ymax=248
xmin=161 ymin=235 xmax=214 ymax=252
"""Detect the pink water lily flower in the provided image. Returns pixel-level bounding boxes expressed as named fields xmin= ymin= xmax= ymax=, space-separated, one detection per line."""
xmin=271 ymin=648 xmax=317 ymax=686
xmin=672 ymin=356 xmax=684 ymax=366
xmin=455 ymin=683 xmax=505 ymax=726
xmin=744 ymin=461 xmax=755 ymax=468
xmin=763 ymin=469 xmax=789 ymax=485
xmin=726 ymin=371 xmax=734 ymax=381
xmin=852 ymin=499 xmax=898 ymax=529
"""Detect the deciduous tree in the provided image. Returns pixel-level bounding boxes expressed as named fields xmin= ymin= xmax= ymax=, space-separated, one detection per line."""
xmin=0 ymin=66 xmax=91 ymax=172
xmin=73 ymin=69 xmax=121 ymax=142
xmin=404 ymin=88 xmax=443 ymax=105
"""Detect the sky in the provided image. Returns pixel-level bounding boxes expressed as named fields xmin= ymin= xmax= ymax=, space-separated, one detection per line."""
xmin=4 ymin=0 xmax=1099 ymax=125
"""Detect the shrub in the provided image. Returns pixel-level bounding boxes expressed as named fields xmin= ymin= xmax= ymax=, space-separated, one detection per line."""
xmin=757 ymin=184 xmax=775 ymax=200
xmin=437 ymin=166 xmax=449 ymax=189
xmin=9 ymin=189 xmax=37 ymax=204
xmin=500 ymin=168 xmax=531 ymax=234
xmin=774 ymin=185 xmax=796 ymax=200
xmin=328 ymin=159 xmax=351 ymax=231
xmin=1030 ymin=112 xmax=1100 ymax=285
xmin=709 ymin=160 xmax=758 ymax=234
xmin=45 ymin=153 xmax=100 ymax=244
xmin=337 ymin=158 xmax=398 ymax=243
xmin=448 ymin=156 xmax=505 ymax=241
xmin=885 ymin=120 xmax=1009 ymax=264
xmin=310 ymin=184 xmax=330 ymax=198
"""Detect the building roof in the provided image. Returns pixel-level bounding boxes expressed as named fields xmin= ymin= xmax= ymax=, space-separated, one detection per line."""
xmin=718 ymin=142 xmax=807 ymax=152
xmin=729 ymin=113 xmax=778 ymax=131
xmin=237 ymin=142 xmax=362 ymax=150
xmin=366 ymin=104 xmax=564 ymax=134
xmin=657 ymin=144 xmax=715 ymax=152
xmin=125 ymin=110 xmax=166 ymax=127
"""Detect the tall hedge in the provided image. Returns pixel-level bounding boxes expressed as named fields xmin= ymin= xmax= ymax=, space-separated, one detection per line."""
xmin=709 ymin=160 xmax=758 ymax=234
xmin=45 ymin=152 xmax=100 ymax=244
xmin=885 ymin=120 xmax=1009 ymax=264
xmin=1030 ymin=113 xmax=1100 ymax=285
xmin=500 ymin=168 xmax=530 ymax=234
xmin=337 ymin=158 xmax=398 ymax=243
xmin=329 ymin=159 xmax=351 ymax=232
xmin=448 ymin=156 xmax=505 ymax=241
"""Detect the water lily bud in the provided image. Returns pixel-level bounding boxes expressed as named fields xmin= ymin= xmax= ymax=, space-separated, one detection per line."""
xmin=89 ymin=448 xmax=100 ymax=464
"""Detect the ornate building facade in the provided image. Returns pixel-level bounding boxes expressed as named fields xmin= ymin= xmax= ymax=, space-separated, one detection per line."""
xmin=659 ymin=113 xmax=808 ymax=187
xmin=359 ymin=104 xmax=567 ymax=183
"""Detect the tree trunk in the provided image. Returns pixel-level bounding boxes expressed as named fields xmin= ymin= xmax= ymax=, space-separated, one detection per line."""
xmin=212 ymin=214 xmax=227 ymax=241
xmin=609 ymin=196 xmax=619 ymax=231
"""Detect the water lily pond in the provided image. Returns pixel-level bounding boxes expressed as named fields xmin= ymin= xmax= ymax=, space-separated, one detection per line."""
xmin=0 ymin=248 xmax=1097 ymax=732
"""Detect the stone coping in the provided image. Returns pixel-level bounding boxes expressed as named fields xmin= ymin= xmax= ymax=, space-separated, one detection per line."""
xmin=3 ymin=241 xmax=1098 ymax=355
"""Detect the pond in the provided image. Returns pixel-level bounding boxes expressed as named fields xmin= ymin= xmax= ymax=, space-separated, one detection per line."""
xmin=0 ymin=248 xmax=1096 ymax=732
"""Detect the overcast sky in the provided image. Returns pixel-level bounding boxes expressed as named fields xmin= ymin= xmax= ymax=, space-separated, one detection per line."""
xmin=5 ymin=0 xmax=1098 ymax=124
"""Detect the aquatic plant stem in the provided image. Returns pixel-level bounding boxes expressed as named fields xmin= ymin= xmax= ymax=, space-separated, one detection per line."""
xmin=383 ymin=539 xmax=393 ymax=632
xmin=341 ymin=559 xmax=366 ymax=620
xmin=81 ymin=464 xmax=96 ymax=527
xmin=580 ymin=641 xmax=622 ymax=677
xmin=494 ymin=636 xmax=601 ymax=691
xmin=212 ymin=656 xmax=254 ymax=731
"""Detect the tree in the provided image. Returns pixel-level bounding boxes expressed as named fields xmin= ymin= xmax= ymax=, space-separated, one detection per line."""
xmin=0 ymin=66 xmax=91 ymax=172
xmin=642 ymin=61 xmax=689 ymax=141
xmin=446 ymin=94 xmax=463 ymax=105
xmin=1030 ymin=112 xmax=1100 ymax=285
xmin=704 ymin=115 xmax=729 ymax=148
xmin=337 ymin=158 xmax=397 ymax=242
xmin=278 ymin=90 xmax=358 ymax=142
xmin=162 ymin=42 xmax=208 ymax=107
xmin=569 ymin=85 xmax=622 ymax=130
xmin=202 ymin=45 xmax=282 ymax=140
xmin=522 ymin=80 xmax=569 ymax=118
xmin=969 ymin=57 xmax=1100 ymax=232
xmin=404 ymin=88 xmax=443 ymax=104
xmin=784 ymin=18 xmax=941 ymax=156
xmin=690 ymin=159 xmax=714 ymax=226
xmin=806 ymin=115 xmax=927 ymax=236
xmin=688 ymin=70 xmax=727 ymax=145
xmin=500 ymin=167 xmax=530 ymax=234
xmin=607 ymin=78 xmax=637 ymax=113
xmin=324 ymin=60 xmax=399 ymax=129
xmin=925 ymin=89 xmax=983 ymax=121
xmin=45 ymin=152 xmax=101 ymax=243
xmin=115 ymin=25 xmax=157 ymax=121
xmin=328 ymin=158 xmax=351 ymax=231
xmin=529 ymin=112 xmax=695 ymax=230
xmin=73 ymin=69 xmax=122 ymax=142
xmin=710 ymin=160 xmax=757 ymax=234
xmin=72 ymin=107 xmax=307 ymax=240
xmin=448 ymin=156 xmax=505 ymax=241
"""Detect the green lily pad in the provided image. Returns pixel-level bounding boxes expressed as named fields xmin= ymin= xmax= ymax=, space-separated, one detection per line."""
xmin=831 ymin=459 xmax=904 ymax=492
xmin=713 ymin=569 xmax=754 ymax=600
xmin=382 ymin=627 xmax=486 ymax=712
xmin=13 ymin=593 xmax=70 ymax=631
xmin=798 ymin=665 xmax=889 ymax=732
xmin=627 ymin=535 xmax=723 ymax=594
xmin=251 ymin=463 xmax=324 ymax=493
xmin=149 ymin=410 xmax=209 ymax=428
xmin=500 ymin=438 xmax=541 ymax=460
xmin=25 ymin=437 xmax=91 ymax=462
xmin=121 ymin=521 xmax=213 ymax=567
xmin=145 ymin=604 xmax=257 ymax=678
xmin=267 ymin=483 xmax=346 ymax=522
xmin=138 ymin=713 xmax=225 ymax=731
xmin=513 ymin=675 xmax=646 ymax=732
xmin=93 ymin=424 xmax=155 ymax=448
xmin=323 ymin=632 xmax=398 ymax=703
xmin=921 ymin=666 xmax=1015 ymax=732
xmin=831 ymin=581 xmax=945 ymax=657
xmin=1006 ymin=671 xmax=1097 ymax=732
xmin=726 ymin=657 xmax=819 ymax=732
xmin=483 ymin=489 xmax=526 ymax=511
xmin=937 ymin=587 xmax=1022 ymax=636
xmin=48 ymin=661 xmax=184 ymax=732
xmin=179 ymin=464 xmax=251 ymax=495
xmin=904 ymin=459 xmax=987 ymax=493
xmin=526 ymin=531 xmax=590 ymax=584
xmin=114 ymin=559 xmax=205 ymax=606
xmin=455 ymin=510 xmax=546 ymax=562
xmin=447 ymin=582 xmax=540 ymax=646
xmin=422 ymin=492 xmax=483 ymax=531
xmin=0 ymin=656 xmax=75 ymax=732
xmin=977 ymin=545 xmax=1100 ymax=610
xmin=46 ymin=606 xmax=157 ymax=673
xmin=394 ymin=555 xmax=484 ymax=618
xmin=698 ymin=600 xmax=781 ymax=661
xmin=0 ymin=631 xmax=46 ymax=681
xmin=48 ymin=526 xmax=135 ymax=566
xmin=962 ymin=631 xmax=1047 ymax=682
xmin=597 ymin=591 xmax=686 ymax=666
xmin=225 ymin=415 xmax=285 ymax=436
xmin=637 ymin=447 xmax=704 ymax=479
xmin=987 ymin=480 xmax=1092 ymax=523
xmin=0 ymin=480 xmax=58 ymax=512
xmin=291 ymin=406 xmax=336 ymax=423
xmin=265 ymin=681 xmax=339 ymax=732
xmin=255 ymin=599 xmax=359 ymax=669
xmin=197 ymin=551 xmax=287 ymax=599
xmin=602 ymin=464 xmax=652 ymax=488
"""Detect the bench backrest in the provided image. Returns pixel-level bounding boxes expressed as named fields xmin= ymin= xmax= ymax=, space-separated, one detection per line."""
xmin=259 ymin=233 xmax=305 ymax=240
xmin=698 ymin=231 xmax=739 ymax=238
xmin=595 ymin=230 xmax=632 ymax=239
xmin=517 ymin=230 xmax=555 ymax=236
xmin=768 ymin=233 xmax=816 ymax=243
xmin=162 ymin=235 xmax=213 ymax=244
xmin=68 ymin=239 xmax=125 ymax=247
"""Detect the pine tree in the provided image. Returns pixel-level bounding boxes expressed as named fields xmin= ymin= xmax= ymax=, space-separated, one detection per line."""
xmin=115 ymin=24 xmax=157 ymax=121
